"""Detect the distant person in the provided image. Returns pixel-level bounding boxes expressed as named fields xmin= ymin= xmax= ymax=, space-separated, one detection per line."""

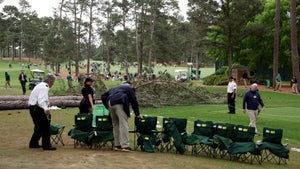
xmin=274 ymin=73 xmax=282 ymax=91
xmin=66 ymin=72 xmax=74 ymax=92
xmin=5 ymin=72 xmax=12 ymax=88
xmin=291 ymin=76 xmax=298 ymax=94
xmin=242 ymin=71 xmax=249 ymax=87
xmin=28 ymin=74 xmax=57 ymax=150
xmin=79 ymin=77 xmax=95 ymax=114
xmin=101 ymin=81 xmax=143 ymax=152
xmin=18 ymin=70 xmax=28 ymax=95
xmin=77 ymin=74 xmax=83 ymax=85
xmin=243 ymin=83 xmax=265 ymax=136
xmin=227 ymin=76 xmax=237 ymax=114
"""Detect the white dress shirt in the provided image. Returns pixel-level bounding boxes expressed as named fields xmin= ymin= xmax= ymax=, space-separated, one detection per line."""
xmin=227 ymin=81 xmax=237 ymax=93
xmin=28 ymin=82 xmax=50 ymax=111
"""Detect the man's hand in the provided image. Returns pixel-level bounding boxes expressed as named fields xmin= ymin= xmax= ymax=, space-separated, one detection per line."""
xmin=136 ymin=114 xmax=143 ymax=119
xmin=45 ymin=109 xmax=51 ymax=115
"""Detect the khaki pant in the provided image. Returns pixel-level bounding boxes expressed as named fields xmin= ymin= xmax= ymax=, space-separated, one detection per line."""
xmin=292 ymin=83 xmax=298 ymax=93
xmin=109 ymin=104 xmax=130 ymax=148
xmin=246 ymin=109 xmax=259 ymax=133
xmin=275 ymin=82 xmax=281 ymax=91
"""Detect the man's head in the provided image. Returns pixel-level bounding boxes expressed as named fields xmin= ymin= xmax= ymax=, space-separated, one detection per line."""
xmin=250 ymin=83 xmax=258 ymax=92
xmin=84 ymin=77 xmax=94 ymax=85
xmin=44 ymin=74 xmax=56 ymax=88
xmin=229 ymin=76 xmax=234 ymax=82
xmin=122 ymin=81 xmax=132 ymax=86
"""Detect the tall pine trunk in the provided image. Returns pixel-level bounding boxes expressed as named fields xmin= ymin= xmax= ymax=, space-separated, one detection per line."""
xmin=273 ymin=0 xmax=280 ymax=88
xmin=290 ymin=0 xmax=300 ymax=91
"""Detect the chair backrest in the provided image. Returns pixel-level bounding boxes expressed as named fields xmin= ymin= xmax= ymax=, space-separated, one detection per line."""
xmin=95 ymin=115 xmax=113 ymax=131
xmin=262 ymin=127 xmax=283 ymax=144
xmin=232 ymin=125 xmax=255 ymax=142
xmin=92 ymin=104 xmax=109 ymax=127
xmin=213 ymin=123 xmax=235 ymax=139
xmin=75 ymin=113 xmax=93 ymax=132
xmin=163 ymin=118 xmax=187 ymax=133
xmin=135 ymin=116 xmax=157 ymax=134
xmin=193 ymin=120 xmax=214 ymax=137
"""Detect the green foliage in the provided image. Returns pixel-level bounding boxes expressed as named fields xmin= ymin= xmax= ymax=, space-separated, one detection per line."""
xmin=203 ymin=66 xmax=228 ymax=85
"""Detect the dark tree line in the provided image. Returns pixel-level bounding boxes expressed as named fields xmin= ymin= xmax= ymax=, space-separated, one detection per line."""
xmin=0 ymin=0 xmax=299 ymax=88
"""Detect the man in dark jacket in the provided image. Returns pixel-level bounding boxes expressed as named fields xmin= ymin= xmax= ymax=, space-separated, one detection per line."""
xmin=19 ymin=70 xmax=27 ymax=95
xmin=101 ymin=81 xmax=143 ymax=152
xmin=243 ymin=83 xmax=265 ymax=136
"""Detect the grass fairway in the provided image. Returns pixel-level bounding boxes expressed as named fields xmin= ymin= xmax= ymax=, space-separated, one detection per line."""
xmin=0 ymin=59 xmax=299 ymax=168
xmin=1 ymin=89 xmax=300 ymax=168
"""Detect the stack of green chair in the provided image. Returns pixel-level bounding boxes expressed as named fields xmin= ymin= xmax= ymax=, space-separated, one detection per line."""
xmin=257 ymin=127 xmax=289 ymax=164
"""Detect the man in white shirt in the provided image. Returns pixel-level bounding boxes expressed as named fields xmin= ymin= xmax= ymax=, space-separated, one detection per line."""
xmin=28 ymin=74 xmax=56 ymax=150
xmin=227 ymin=76 xmax=237 ymax=114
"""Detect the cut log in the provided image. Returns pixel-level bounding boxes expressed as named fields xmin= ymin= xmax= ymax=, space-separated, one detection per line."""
xmin=0 ymin=96 xmax=102 ymax=110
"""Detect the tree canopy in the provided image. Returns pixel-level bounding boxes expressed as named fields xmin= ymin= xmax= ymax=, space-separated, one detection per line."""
xmin=0 ymin=0 xmax=299 ymax=83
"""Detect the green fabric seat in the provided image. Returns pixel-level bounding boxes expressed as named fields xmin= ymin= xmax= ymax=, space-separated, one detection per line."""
xmin=160 ymin=118 xmax=186 ymax=154
xmin=228 ymin=125 xmax=261 ymax=164
xmin=92 ymin=104 xmax=109 ymax=127
xmin=88 ymin=115 xmax=114 ymax=149
xmin=68 ymin=113 xmax=93 ymax=148
xmin=95 ymin=116 xmax=113 ymax=131
xmin=212 ymin=123 xmax=235 ymax=159
xmin=50 ymin=124 xmax=65 ymax=146
xmin=75 ymin=113 xmax=93 ymax=132
xmin=257 ymin=127 xmax=289 ymax=164
xmin=68 ymin=128 xmax=90 ymax=147
xmin=134 ymin=116 xmax=161 ymax=153
xmin=186 ymin=120 xmax=215 ymax=157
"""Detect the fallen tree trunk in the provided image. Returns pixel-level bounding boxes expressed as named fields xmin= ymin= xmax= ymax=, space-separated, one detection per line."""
xmin=0 ymin=96 xmax=102 ymax=110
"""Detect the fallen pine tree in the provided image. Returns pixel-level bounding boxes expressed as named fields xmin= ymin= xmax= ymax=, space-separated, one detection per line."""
xmin=0 ymin=96 xmax=102 ymax=110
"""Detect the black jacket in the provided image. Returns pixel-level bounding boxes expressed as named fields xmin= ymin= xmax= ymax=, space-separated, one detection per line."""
xmin=101 ymin=85 xmax=140 ymax=117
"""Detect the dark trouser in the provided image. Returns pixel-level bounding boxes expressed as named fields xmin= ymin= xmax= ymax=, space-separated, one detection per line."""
xmin=21 ymin=82 xmax=26 ymax=94
xmin=29 ymin=106 xmax=51 ymax=148
xmin=227 ymin=93 xmax=235 ymax=114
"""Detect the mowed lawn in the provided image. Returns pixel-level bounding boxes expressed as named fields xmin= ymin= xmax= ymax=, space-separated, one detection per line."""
xmin=0 ymin=59 xmax=300 ymax=168
xmin=1 ymin=88 xmax=299 ymax=169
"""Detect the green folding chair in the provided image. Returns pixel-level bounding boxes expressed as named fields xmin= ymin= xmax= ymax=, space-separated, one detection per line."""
xmin=50 ymin=124 xmax=65 ymax=146
xmin=68 ymin=113 xmax=93 ymax=148
xmin=160 ymin=118 xmax=187 ymax=154
xmin=228 ymin=125 xmax=261 ymax=164
xmin=257 ymin=127 xmax=289 ymax=164
xmin=134 ymin=116 xmax=161 ymax=153
xmin=212 ymin=123 xmax=235 ymax=159
xmin=186 ymin=120 xmax=215 ymax=157
xmin=90 ymin=115 xmax=114 ymax=149
xmin=48 ymin=114 xmax=65 ymax=146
